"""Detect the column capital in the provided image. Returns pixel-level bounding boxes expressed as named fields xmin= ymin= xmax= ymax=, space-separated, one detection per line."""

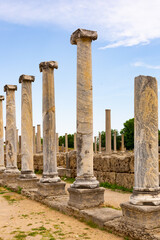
xmin=4 ymin=85 xmax=17 ymax=92
xmin=70 ymin=28 xmax=98 ymax=45
xmin=19 ymin=74 xmax=35 ymax=83
xmin=39 ymin=61 xmax=58 ymax=72
xmin=0 ymin=96 xmax=4 ymax=101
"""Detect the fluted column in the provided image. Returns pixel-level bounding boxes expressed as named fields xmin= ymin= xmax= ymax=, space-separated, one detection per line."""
xmin=0 ymin=96 xmax=5 ymax=172
xmin=39 ymin=61 xmax=60 ymax=183
xmin=19 ymin=75 xmax=36 ymax=178
xmin=130 ymin=75 xmax=160 ymax=205
xmin=36 ymin=124 xmax=41 ymax=153
xmin=99 ymin=132 xmax=101 ymax=153
xmin=65 ymin=133 xmax=68 ymax=152
xmin=4 ymin=85 xmax=19 ymax=173
xmin=70 ymin=29 xmax=99 ymax=188
xmin=105 ymin=109 xmax=111 ymax=154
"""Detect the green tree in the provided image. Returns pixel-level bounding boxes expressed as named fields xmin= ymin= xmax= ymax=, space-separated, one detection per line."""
xmin=97 ymin=130 xmax=121 ymax=150
xmin=59 ymin=134 xmax=74 ymax=148
xmin=120 ymin=118 xmax=134 ymax=150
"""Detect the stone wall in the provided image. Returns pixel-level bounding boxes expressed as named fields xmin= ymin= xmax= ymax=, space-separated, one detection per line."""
xmin=4 ymin=151 xmax=136 ymax=189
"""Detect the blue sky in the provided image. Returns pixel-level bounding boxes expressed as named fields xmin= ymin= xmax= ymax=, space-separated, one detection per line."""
xmin=1 ymin=0 xmax=160 ymax=137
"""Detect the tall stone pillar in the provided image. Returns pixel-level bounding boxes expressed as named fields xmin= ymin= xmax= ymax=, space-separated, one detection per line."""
xmin=121 ymin=75 xmax=160 ymax=230
xmin=68 ymin=29 xmax=104 ymax=209
xmin=33 ymin=126 xmax=36 ymax=154
xmin=65 ymin=133 xmax=68 ymax=152
xmin=38 ymin=61 xmax=65 ymax=196
xmin=74 ymin=133 xmax=77 ymax=151
xmin=99 ymin=132 xmax=101 ymax=153
xmin=56 ymin=133 xmax=59 ymax=153
xmin=36 ymin=124 xmax=41 ymax=153
xmin=19 ymin=135 xmax=21 ymax=153
xmin=114 ymin=130 xmax=117 ymax=153
xmin=4 ymin=85 xmax=19 ymax=174
xmin=0 ymin=96 xmax=5 ymax=173
xmin=121 ymin=134 xmax=125 ymax=152
xmin=4 ymin=126 xmax=6 ymax=153
xmin=94 ymin=136 xmax=97 ymax=153
xmin=62 ymin=144 xmax=64 ymax=152
xmin=105 ymin=109 xmax=111 ymax=154
xmin=16 ymin=129 xmax=19 ymax=154
xmin=18 ymin=75 xmax=37 ymax=186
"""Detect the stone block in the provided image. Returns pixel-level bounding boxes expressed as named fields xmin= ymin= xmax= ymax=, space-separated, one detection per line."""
xmin=116 ymin=173 xmax=134 ymax=189
xmin=17 ymin=178 xmax=39 ymax=189
xmin=103 ymin=172 xmax=116 ymax=184
xmin=68 ymin=187 xmax=105 ymax=210
xmin=57 ymin=167 xmax=66 ymax=177
xmin=129 ymin=155 xmax=134 ymax=173
xmin=2 ymin=172 xmax=20 ymax=186
xmin=37 ymin=182 xmax=66 ymax=197
xmin=121 ymin=201 xmax=160 ymax=229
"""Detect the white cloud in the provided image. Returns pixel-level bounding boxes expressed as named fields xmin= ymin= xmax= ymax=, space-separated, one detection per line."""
xmin=132 ymin=62 xmax=160 ymax=70
xmin=0 ymin=0 xmax=160 ymax=48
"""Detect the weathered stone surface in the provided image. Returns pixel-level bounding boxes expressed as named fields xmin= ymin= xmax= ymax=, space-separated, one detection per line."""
xmin=39 ymin=61 xmax=60 ymax=183
xmin=37 ymin=182 xmax=66 ymax=197
xmin=130 ymin=75 xmax=160 ymax=205
xmin=33 ymin=126 xmax=36 ymax=154
xmin=2 ymin=172 xmax=20 ymax=185
xmin=65 ymin=133 xmax=68 ymax=152
xmin=113 ymin=130 xmax=117 ymax=153
xmin=4 ymin=85 xmax=19 ymax=173
xmin=116 ymin=173 xmax=134 ymax=189
xmin=17 ymin=178 xmax=39 ymax=189
xmin=94 ymin=136 xmax=97 ymax=153
xmin=70 ymin=28 xmax=99 ymax=189
xmin=19 ymin=74 xmax=36 ymax=179
xmin=105 ymin=109 xmax=111 ymax=154
xmin=36 ymin=125 xmax=41 ymax=153
xmin=0 ymin=96 xmax=5 ymax=172
xmin=74 ymin=133 xmax=76 ymax=151
xmin=68 ymin=187 xmax=105 ymax=209
xmin=56 ymin=133 xmax=59 ymax=153
xmin=70 ymin=28 xmax=97 ymax=45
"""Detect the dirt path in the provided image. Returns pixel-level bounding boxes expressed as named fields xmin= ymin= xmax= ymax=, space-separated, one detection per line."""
xmin=0 ymin=187 xmax=124 ymax=240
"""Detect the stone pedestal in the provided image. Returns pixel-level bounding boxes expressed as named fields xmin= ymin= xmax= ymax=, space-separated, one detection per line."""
xmin=68 ymin=187 xmax=105 ymax=210
xmin=37 ymin=182 xmax=66 ymax=198
xmin=4 ymin=85 xmax=19 ymax=174
xmin=105 ymin=109 xmax=111 ymax=154
xmin=0 ymin=96 xmax=5 ymax=173
xmin=19 ymin=75 xmax=37 ymax=181
xmin=121 ymin=202 xmax=160 ymax=229
xmin=2 ymin=172 xmax=20 ymax=186
xmin=17 ymin=178 xmax=39 ymax=189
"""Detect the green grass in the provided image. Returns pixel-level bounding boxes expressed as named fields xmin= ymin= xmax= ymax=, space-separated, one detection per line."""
xmin=100 ymin=182 xmax=133 ymax=193
xmin=3 ymin=195 xmax=17 ymax=204
xmin=61 ymin=176 xmax=75 ymax=183
xmin=35 ymin=169 xmax=43 ymax=174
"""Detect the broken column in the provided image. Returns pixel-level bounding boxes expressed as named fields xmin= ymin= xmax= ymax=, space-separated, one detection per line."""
xmin=114 ymin=130 xmax=117 ymax=153
xmin=121 ymin=75 xmax=160 ymax=228
xmin=105 ymin=109 xmax=111 ymax=154
xmin=38 ymin=61 xmax=65 ymax=197
xmin=65 ymin=133 xmax=68 ymax=152
xmin=18 ymin=75 xmax=38 ymax=188
xmin=0 ymin=96 xmax=5 ymax=174
xmin=36 ymin=124 xmax=41 ymax=153
xmin=68 ymin=29 xmax=104 ymax=209
xmin=74 ymin=133 xmax=77 ymax=151
xmin=94 ymin=136 xmax=97 ymax=153
xmin=3 ymin=85 xmax=20 ymax=184
xmin=99 ymin=132 xmax=101 ymax=153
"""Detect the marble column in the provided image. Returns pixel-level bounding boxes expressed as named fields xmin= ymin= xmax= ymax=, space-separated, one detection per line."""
xmin=33 ymin=126 xmax=36 ymax=154
xmin=39 ymin=61 xmax=60 ymax=183
xmin=105 ymin=109 xmax=111 ymax=154
xmin=4 ymin=85 xmax=19 ymax=173
xmin=19 ymin=75 xmax=37 ymax=179
xmin=74 ymin=133 xmax=77 ymax=151
xmin=19 ymin=135 xmax=21 ymax=153
xmin=129 ymin=75 xmax=160 ymax=205
xmin=94 ymin=136 xmax=97 ymax=153
xmin=68 ymin=29 xmax=104 ymax=209
xmin=56 ymin=133 xmax=59 ymax=153
xmin=114 ymin=130 xmax=117 ymax=153
xmin=16 ymin=129 xmax=19 ymax=154
xmin=99 ymin=132 xmax=101 ymax=153
xmin=65 ymin=133 xmax=68 ymax=152
xmin=0 ymin=96 xmax=5 ymax=172
xmin=121 ymin=134 xmax=125 ymax=152
xmin=4 ymin=126 xmax=6 ymax=152
xmin=37 ymin=124 xmax=41 ymax=153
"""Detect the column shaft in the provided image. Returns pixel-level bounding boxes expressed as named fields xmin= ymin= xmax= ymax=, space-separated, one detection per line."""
xmin=121 ymin=134 xmax=124 ymax=151
xmin=0 ymin=97 xmax=5 ymax=171
xmin=56 ymin=133 xmax=59 ymax=153
xmin=74 ymin=133 xmax=77 ymax=151
xmin=105 ymin=109 xmax=111 ymax=154
xmin=114 ymin=130 xmax=117 ymax=152
xmin=94 ymin=136 xmax=97 ymax=153
xmin=33 ymin=126 xmax=36 ymax=154
xmin=65 ymin=133 xmax=68 ymax=152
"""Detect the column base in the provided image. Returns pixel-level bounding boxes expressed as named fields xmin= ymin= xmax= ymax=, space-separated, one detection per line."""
xmin=0 ymin=167 xmax=5 ymax=178
xmin=5 ymin=167 xmax=20 ymax=174
xmin=2 ymin=171 xmax=20 ymax=186
xmin=68 ymin=187 xmax=105 ymax=210
xmin=37 ymin=182 xmax=66 ymax=198
xmin=71 ymin=176 xmax=99 ymax=189
xmin=130 ymin=189 xmax=160 ymax=206
xmin=19 ymin=170 xmax=37 ymax=179
xmin=17 ymin=178 xmax=39 ymax=189
xmin=40 ymin=173 xmax=61 ymax=183
xmin=121 ymin=201 xmax=160 ymax=229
